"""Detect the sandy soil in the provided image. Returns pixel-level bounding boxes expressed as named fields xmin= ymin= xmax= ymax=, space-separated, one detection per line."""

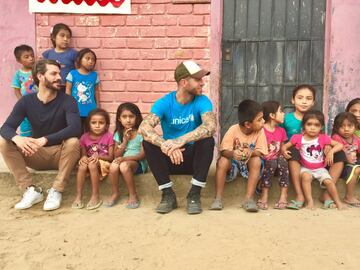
xmin=1 ymin=172 xmax=360 ymax=270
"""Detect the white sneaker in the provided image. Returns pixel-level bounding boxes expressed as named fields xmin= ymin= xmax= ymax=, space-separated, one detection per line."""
xmin=43 ymin=188 xmax=62 ymax=211
xmin=14 ymin=186 xmax=44 ymax=210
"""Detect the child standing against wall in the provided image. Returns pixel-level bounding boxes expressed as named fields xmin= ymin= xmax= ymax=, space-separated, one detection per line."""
xmin=11 ymin=45 xmax=37 ymax=137
xmin=66 ymin=48 xmax=100 ymax=132
xmin=42 ymin=23 xmax=77 ymax=92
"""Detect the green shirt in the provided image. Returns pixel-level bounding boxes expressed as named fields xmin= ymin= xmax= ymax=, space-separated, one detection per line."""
xmin=113 ymin=132 xmax=147 ymax=173
xmin=281 ymin=112 xmax=302 ymax=140
xmin=355 ymin=130 xmax=360 ymax=138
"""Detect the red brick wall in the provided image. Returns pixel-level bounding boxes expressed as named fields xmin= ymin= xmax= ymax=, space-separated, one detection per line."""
xmin=35 ymin=0 xmax=211 ymax=122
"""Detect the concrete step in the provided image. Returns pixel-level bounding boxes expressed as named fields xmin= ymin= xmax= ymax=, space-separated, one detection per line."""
xmin=0 ymin=163 xmax=350 ymax=209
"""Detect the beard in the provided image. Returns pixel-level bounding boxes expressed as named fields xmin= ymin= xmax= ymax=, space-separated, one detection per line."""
xmin=44 ymin=77 xmax=61 ymax=92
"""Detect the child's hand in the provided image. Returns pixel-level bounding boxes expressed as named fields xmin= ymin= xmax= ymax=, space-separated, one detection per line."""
xmin=113 ymin=157 xmax=124 ymax=165
xmin=233 ymin=149 xmax=242 ymax=161
xmin=324 ymin=145 xmax=332 ymax=156
xmin=123 ymin=128 xmax=132 ymax=142
xmin=79 ymin=156 xmax=88 ymax=166
xmin=88 ymin=153 xmax=99 ymax=163
xmin=325 ymin=150 xmax=334 ymax=166
xmin=281 ymin=146 xmax=291 ymax=159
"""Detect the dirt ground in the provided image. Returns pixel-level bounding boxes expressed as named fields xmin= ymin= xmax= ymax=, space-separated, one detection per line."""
xmin=1 ymin=172 xmax=360 ymax=270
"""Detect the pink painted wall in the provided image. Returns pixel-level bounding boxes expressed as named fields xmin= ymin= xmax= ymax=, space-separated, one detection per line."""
xmin=324 ymin=0 xmax=360 ymax=130
xmin=0 ymin=1 xmax=35 ymax=125
xmin=35 ymin=0 xmax=212 ymax=127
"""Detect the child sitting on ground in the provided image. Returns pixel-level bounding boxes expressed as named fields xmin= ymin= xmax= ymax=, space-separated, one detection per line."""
xmin=282 ymin=110 xmax=345 ymax=210
xmin=210 ymin=99 xmax=268 ymax=212
xmin=257 ymin=101 xmax=289 ymax=210
xmin=11 ymin=45 xmax=37 ymax=137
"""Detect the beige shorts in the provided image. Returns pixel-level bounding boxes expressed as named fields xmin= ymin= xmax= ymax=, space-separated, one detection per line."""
xmin=300 ymin=167 xmax=332 ymax=188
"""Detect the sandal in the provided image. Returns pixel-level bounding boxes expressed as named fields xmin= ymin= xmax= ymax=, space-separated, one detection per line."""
xmin=274 ymin=201 xmax=288 ymax=210
xmin=256 ymin=200 xmax=268 ymax=210
xmin=126 ymin=200 xmax=140 ymax=209
xmin=343 ymin=200 xmax=360 ymax=208
xmin=321 ymin=199 xmax=336 ymax=210
xmin=242 ymin=199 xmax=259 ymax=212
xmin=86 ymin=200 xmax=103 ymax=210
xmin=286 ymin=200 xmax=304 ymax=210
xmin=209 ymin=198 xmax=223 ymax=210
xmin=71 ymin=201 xmax=84 ymax=209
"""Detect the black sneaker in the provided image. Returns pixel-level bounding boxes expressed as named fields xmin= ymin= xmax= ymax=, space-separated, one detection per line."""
xmin=156 ymin=192 xmax=177 ymax=214
xmin=186 ymin=193 xmax=202 ymax=215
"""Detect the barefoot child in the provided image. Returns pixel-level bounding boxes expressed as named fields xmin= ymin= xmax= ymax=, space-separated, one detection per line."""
xmin=332 ymin=112 xmax=360 ymax=206
xmin=106 ymin=103 xmax=147 ymax=209
xmin=72 ymin=109 xmax=114 ymax=210
xmin=43 ymin=23 xmax=77 ymax=92
xmin=210 ymin=100 xmax=268 ymax=212
xmin=282 ymin=110 xmax=345 ymax=210
xmin=346 ymin=98 xmax=360 ymax=138
xmin=11 ymin=45 xmax=37 ymax=137
xmin=257 ymin=101 xmax=289 ymax=210
xmin=66 ymin=48 xmax=100 ymax=132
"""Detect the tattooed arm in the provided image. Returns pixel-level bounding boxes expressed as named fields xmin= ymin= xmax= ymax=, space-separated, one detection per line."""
xmin=138 ymin=113 xmax=165 ymax=147
xmin=164 ymin=111 xmax=216 ymax=154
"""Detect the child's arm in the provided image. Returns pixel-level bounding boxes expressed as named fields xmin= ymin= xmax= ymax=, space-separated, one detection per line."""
xmin=95 ymin=83 xmax=100 ymax=108
xmin=325 ymin=140 xmax=343 ymax=166
xmin=98 ymin=145 xmax=114 ymax=162
xmin=281 ymin=141 xmax=293 ymax=159
xmin=65 ymin=82 xmax=72 ymax=95
xmin=251 ymin=150 xmax=263 ymax=157
xmin=13 ymin=88 xmax=22 ymax=100
xmin=78 ymin=147 xmax=88 ymax=166
xmin=120 ymin=146 xmax=146 ymax=162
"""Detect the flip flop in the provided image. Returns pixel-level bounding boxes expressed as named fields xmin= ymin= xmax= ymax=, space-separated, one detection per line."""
xmin=256 ymin=200 xmax=268 ymax=210
xmin=321 ymin=199 xmax=336 ymax=210
xmin=86 ymin=200 xmax=103 ymax=210
xmin=286 ymin=200 xmax=304 ymax=210
xmin=126 ymin=200 xmax=140 ymax=209
xmin=274 ymin=201 xmax=288 ymax=210
xmin=71 ymin=201 xmax=84 ymax=209
xmin=343 ymin=200 xmax=360 ymax=208
xmin=242 ymin=199 xmax=259 ymax=212
xmin=103 ymin=199 xmax=119 ymax=208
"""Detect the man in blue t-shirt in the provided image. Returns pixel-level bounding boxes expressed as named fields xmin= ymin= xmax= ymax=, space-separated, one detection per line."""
xmin=139 ymin=61 xmax=216 ymax=215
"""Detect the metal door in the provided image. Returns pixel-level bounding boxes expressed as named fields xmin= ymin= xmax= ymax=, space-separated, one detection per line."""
xmin=221 ymin=0 xmax=326 ymax=136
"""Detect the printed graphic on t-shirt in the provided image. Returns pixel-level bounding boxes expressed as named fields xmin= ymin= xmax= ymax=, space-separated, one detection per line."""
xmin=267 ymin=141 xmax=281 ymax=159
xmin=301 ymin=143 xmax=324 ymax=163
xmin=171 ymin=114 xmax=194 ymax=125
xmin=86 ymin=143 xmax=109 ymax=157
xmin=344 ymin=144 xmax=358 ymax=164
xmin=75 ymin=82 xmax=93 ymax=104
xmin=233 ymin=138 xmax=256 ymax=151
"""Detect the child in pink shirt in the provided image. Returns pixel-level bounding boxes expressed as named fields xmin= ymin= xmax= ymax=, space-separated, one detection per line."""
xmin=332 ymin=112 xmax=360 ymax=207
xmin=257 ymin=101 xmax=289 ymax=210
xmin=282 ymin=110 xmax=345 ymax=210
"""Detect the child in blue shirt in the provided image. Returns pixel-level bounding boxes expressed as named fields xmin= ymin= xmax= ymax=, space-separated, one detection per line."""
xmin=66 ymin=48 xmax=100 ymax=132
xmin=42 ymin=23 xmax=77 ymax=92
xmin=11 ymin=45 xmax=37 ymax=137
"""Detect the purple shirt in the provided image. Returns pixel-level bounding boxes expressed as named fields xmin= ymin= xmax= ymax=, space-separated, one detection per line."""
xmin=263 ymin=126 xmax=288 ymax=160
xmin=80 ymin=132 xmax=114 ymax=157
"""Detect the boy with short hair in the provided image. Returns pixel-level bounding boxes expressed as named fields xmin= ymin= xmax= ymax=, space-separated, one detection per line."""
xmin=210 ymin=99 xmax=268 ymax=212
xmin=12 ymin=45 xmax=37 ymax=137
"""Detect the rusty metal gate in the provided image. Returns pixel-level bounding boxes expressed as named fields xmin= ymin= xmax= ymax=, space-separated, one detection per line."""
xmin=221 ymin=0 xmax=326 ymax=136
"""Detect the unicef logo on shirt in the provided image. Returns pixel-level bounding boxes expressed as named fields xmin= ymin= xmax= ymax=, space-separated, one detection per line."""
xmin=171 ymin=114 xmax=195 ymax=125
